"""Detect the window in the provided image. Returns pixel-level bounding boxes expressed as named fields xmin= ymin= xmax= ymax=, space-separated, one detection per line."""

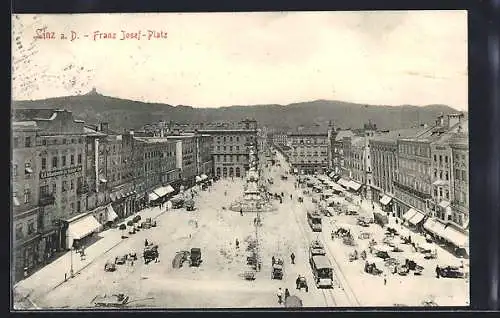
xmin=15 ymin=224 xmax=23 ymax=239
xmin=223 ymin=146 xmax=226 ymax=151
xmin=25 ymin=137 xmax=31 ymax=148
xmin=455 ymin=169 xmax=460 ymax=180
xmin=27 ymin=220 xmax=35 ymax=235
xmin=445 ymin=190 xmax=449 ymax=200
xmin=70 ymin=180 xmax=74 ymax=190
xmin=13 ymin=164 xmax=17 ymax=177
xmin=78 ymin=154 xmax=82 ymax=164
xmin=439 ymin=188 xmax=443 ymax=197
xmin=13 ymin=137 xmax=19 ymax=148
xmin=439 ymin=155 xmax=442 ymax=163
xmin=434 ymin=169 xmax=437 ymax=178
xmin=40 ymin=185 xmax=49 ymax=196
xmin=445 ymin=156 xmax=448 ymax=163
xmin=70 ymin=155 xmax=75 ymax=165
xmin=70 ymin=202 xmax=74 ymax=213
xmin=52 ymin=184 xmax=57 ymax=194
xmin=62 ymin=156 xmax=67 ymax=166
xmin=52 ymin=156 xmax=58 ymax=168
xmin=445 ymin=171 xmax=449 ymax=181
xmin=439 ymin=171 xmax=443 ymax=180
xmin=63 ymin=139 xmax=67 ymax=144
xmin=77 ymin=201 xmax=81 ymax=212
xmin=230 ymin=146 xmax=233 ymax=151
xmin=461 ymin=170 xmax=467 ymax=182
xmin=24 ymin=188 xmax=31 ymax=204
xmin=62 ymin=181 xmax=68 ymax=192
xmin=236 ymin=137 xmax=239 ymax=142
xmin=41 ymin=157 xmax=47 ymax=170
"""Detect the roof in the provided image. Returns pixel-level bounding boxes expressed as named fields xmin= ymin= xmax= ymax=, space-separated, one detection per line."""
xmin=370 ymin=127 xmax=431 ymax=143
xmin=334 ymin=130 xmax=354 ymax=141
xmin=12 ymin=121 xmax=38 ymax=130
xmin=351 ymin=136 xmax=365 ymax=147
xmin=133 ymin=137 xmax=175 ymax=144
xmin=288 ymin=126 xmax=328 ymax=136
xmin=12 ymin=108 xmax=57 ymax=121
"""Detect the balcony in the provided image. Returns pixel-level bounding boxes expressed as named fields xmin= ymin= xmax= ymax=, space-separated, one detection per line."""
xmin=77 ymin=183 xmax=89 ymax=194
xmin=39 ymin=194 xmax=55 ymax=206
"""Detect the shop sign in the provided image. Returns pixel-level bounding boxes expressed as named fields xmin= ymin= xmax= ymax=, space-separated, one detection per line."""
xmin=40 ymin=166 xmax=82 ymax=179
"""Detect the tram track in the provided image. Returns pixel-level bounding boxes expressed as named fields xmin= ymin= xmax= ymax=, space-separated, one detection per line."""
xmin=272 ymin=154 xmax=359 ymax=307
xmin=268 ymin=167 xmax=338 ymax=307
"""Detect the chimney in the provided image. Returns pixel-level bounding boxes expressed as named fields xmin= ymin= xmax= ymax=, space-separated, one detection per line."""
xmin=99 ymin=122 xmax=109 ymax=133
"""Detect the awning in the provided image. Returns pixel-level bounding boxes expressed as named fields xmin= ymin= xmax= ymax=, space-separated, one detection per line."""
xmin=408 ymin=210 xmax=425 ymax=225
xmin=148 ymin=192 xmax=160 ymax=201
xmin=348 ymin=180 xmax=362 ymax=191
xmin=106 ymin=205 xmax=118 ymax=222
xmin=402 ymin=208 xmax=418 ymax=221
xmin=66 ymin=215 xmax=101 ymax=248
xmin=153 ymin=186 xmax=169 ymax=198
xmin=99 ymin=178 xmax=107 ymax=183
xmin=439 ymin=200 xmax=450 ymax=209
xmin=337 ymin=178 xmax=350 ymax=188
xmin=329 ymin=182 xmax=345 ymax=192
xmin=25 ymin=167 xmax=33 ymax=174
xmin=195 ymin=176 xmax=202 ymax=182
xmin=165 ymin=185 xmax=175 ymax=194
xmin=379 ymin=195 xmax=392 ymax=206
xmin=423 ymin=218 xmax=447 ymax=237
xmin=201 ymin=174 xmax=208 ymax=180
xmin=110 ymin=193 xmax=117 ymax=202
xmin=13 ymin=196 xmax=20 ymax=206
xmin=442 ymin=226 xmax=469 ymax=248
xmin=328 ymin=172 xmax=336 ymax=178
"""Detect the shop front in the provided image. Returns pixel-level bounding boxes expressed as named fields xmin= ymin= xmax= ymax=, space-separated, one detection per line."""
xmin=423 ymin=218 xmax=448 ymax=242
xmin=379 ymin=194 xmax=394 ymax=212
xmin=347 ymin=180 xmax=362 ymax=194
xmin=14 ymin=234 xmax=42 ymax=282
xmin=64 ymin=213 xmax=102 ymax=250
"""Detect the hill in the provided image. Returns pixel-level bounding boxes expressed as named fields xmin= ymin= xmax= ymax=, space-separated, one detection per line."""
xmin=12 ymin=93 xmax=462 ymax=131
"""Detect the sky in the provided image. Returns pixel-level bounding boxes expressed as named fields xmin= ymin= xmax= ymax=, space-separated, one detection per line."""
xmin=11 ymin=11 xmax=468 ymax=111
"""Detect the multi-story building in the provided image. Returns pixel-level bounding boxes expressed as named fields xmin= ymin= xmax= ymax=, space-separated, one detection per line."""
xmin=429 ymin=114 xmax=467 ymax=222
xmin=271 ymin=130 xmax=288 ymax=147
xmin=194 ymin=133 xmax=213 ymax=177
xmin=370 ymin=127 xmax=430 ymax=212
xmin=393 ymin=135 xmax=433 ymax=226
xmin=12 ymin=121 xmax=42 ymax=281
xmin=331 ymin=130 xmax=354 ymax=177
xmin=134 ymin=137 xmax=179 ymax=204
xmin=450 ymin=130 xmax=469 ymax=229
xmin=167 ymin=134 xmax=199 ymax=187
xmin=197 ymin=119 xmax=258 ymax=178
xmin=286 ymin=126 xmax=330 ymax=175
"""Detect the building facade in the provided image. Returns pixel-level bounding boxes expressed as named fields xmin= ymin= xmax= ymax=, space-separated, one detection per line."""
xmin=286 ymin=127 xmax=330 ymax=175
xmin=450 ymin=132 xmax=469 ymax=229
xmin=331 ymin=130 xmax=354 ymax=176
xmin=12 ymin=121 xmax=42 ymax=281
xmin=198 ymin=119 xmax=258 ymax=178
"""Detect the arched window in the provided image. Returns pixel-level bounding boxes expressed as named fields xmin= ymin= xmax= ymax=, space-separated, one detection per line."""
xmin=235 ymin=167 xmax=241 ymax=177
xmin=229 ymin=167 xmax=234 ymax=176
xmin=223 ymin=167 xmax=228 ymax=177
xmin=216 ymin=167 xmax=221 ymax=176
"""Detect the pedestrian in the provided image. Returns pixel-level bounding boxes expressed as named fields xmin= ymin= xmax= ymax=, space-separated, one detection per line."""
xmin=240 ymin=208 xmax=243 ymax=216
xmin=224 ymin=190 xmax=227 ymax=196
xmin=296 ymin=276 xmax=300 ymax=289
xmin=272 ymin=256 xmax=276 ymax=266
xmin=235 ymin=238 xmax=239 ymax=249
xmin=383 ymin=274 xmax=387 ymax=285
xmin=436 ymin=265 xmax=440 ymax=278
xmin=277 ymin=288 xmax=283 ymax=305
xmin=290 ymin=252 xmax=295 ymax=264
xmin=145 ymin=239 xmax=148 ymax=247
xmin=284 ymin=288 xmax=290 ymax=300
xmin=290 ymin=194 xmax=293 ymax=200
xmin=64 ymin=273 xmax=67 ymax=281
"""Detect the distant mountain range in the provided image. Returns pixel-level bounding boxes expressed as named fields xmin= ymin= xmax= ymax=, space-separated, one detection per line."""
xmin=12 ymin=92 xmax=464 ymax=131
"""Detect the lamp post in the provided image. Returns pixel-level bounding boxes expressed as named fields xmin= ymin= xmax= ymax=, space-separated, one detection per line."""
xmin=70 ymin=245 xmax=74 ymax=278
